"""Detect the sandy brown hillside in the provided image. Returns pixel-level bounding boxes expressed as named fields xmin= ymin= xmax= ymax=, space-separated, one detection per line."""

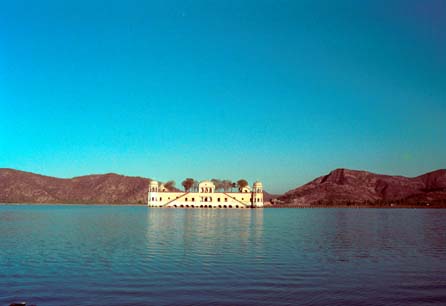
xmin=0 ymin=169 xmax=151 ymax=204
xmin=278 ymin=168 xmax=446 ymax=206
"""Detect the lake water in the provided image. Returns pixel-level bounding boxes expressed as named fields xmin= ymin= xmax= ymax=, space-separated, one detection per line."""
xmin=0 ymin=205 xmax=445 ymax=306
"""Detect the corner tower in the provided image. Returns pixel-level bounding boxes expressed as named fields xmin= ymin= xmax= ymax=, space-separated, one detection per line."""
xmin=252 ymin=181 xmax=264 ymax=208
xmin=148 ymin=180 xmax=160 ymax=207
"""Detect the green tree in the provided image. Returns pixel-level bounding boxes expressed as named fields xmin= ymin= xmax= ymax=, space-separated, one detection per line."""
xmin=193 ymin=180 xmax=199 ymax=192
xmin=222 ymin=180 xmax=232 ymax=192
xmin=211 ymin=179 xmax=223 ymax=191
xmin=237 ymin=179 xmax=248 ymax=191
xmin=181 ymin=178 xmax=194 ymax=192
xmin=164 ymin=180 xmax=175 ymax=191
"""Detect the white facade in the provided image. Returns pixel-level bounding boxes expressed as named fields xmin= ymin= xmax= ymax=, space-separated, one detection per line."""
xmin=148 ymin=180 xmax=264 ymax=208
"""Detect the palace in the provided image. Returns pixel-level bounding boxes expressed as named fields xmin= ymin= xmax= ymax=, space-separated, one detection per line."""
xmin=148 ymin=180 xmax=264 ymax=208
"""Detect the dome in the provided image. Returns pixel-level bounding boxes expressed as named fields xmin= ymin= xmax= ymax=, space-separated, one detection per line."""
xmin=149 ymin=180 xmax=159 ymax=186
xmin=198 ymin=180 xmax=215 ymax=188
xmin=253 ymin=181 xmax=263 ymax=187
xmin=240 ymin=185 xmax=251 ymax=192
xmin=198 ymin=180 xmax=215 ymax=193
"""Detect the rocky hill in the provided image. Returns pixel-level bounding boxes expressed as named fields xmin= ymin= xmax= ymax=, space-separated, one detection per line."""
xmin=0 ymin=169 xmax=151 ymax=204
xmin=278 ymin=168 xmax=446 ymax=206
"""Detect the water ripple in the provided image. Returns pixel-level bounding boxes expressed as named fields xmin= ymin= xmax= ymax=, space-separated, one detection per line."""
xmin=0 ymin=206 xmax=445 ymax=305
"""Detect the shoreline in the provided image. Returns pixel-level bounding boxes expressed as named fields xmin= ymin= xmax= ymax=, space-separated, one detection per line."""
xmin=0 ymin=202 xmax=146 ymax=206
xmin=1 ymin=203 xmax=446 ymax=208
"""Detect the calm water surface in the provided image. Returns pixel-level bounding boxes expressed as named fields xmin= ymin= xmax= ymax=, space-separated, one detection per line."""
xmin=0 ymin=205 xmax=445 ymax=306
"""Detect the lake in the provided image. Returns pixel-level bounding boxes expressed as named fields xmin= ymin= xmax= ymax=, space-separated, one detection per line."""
xmin=0 ymin=205 xmax=445 ymax=306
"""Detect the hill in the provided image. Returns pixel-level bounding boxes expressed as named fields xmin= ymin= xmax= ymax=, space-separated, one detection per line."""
xmin=0 ymin=168 xmax=151 ymax=204
xmin=277 ymin=168 xmax=446 ymax=207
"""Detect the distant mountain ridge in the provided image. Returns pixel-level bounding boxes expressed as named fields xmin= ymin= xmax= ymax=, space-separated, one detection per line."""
xmin=278 ymin=168 xmax=446 ymax=206
xmin=0 ymin=168 xmax=151 ymax=204
xmin=1 ymin=168 xmax=445 ymax=205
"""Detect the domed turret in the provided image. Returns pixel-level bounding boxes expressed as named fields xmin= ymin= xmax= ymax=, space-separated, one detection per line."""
xmin=253 ymin=181 xmax=263 ymax=193
xmin=149 ymin=180 xmax=159 ymax=192
xmin=252 ymin=181 xmax=264 ymax=208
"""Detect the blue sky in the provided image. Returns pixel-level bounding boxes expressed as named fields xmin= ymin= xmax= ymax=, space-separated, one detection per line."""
xmin=1 ymin=0 xmax=445 ymax=193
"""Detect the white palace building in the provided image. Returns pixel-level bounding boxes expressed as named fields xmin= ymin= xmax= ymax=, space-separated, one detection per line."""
xmin=148 ymin=180 xmax=264 ymax=208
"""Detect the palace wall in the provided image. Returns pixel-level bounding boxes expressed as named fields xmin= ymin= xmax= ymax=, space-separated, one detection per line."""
xmin=148 ymin=191 xmax=263 ymax=208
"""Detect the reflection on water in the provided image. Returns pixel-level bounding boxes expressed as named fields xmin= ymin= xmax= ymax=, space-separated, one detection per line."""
xmin=146 ymin=208 xmax=264 ymax=254
xmin=0 ymin=205 xmax=445 ymax=306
